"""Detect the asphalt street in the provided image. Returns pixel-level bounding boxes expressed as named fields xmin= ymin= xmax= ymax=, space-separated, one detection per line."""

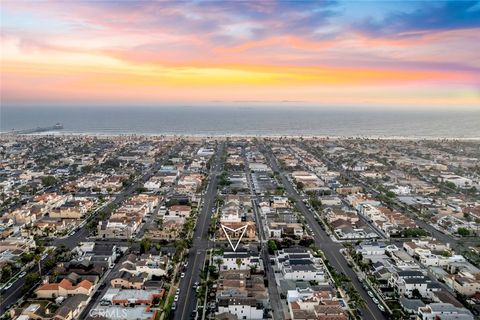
xmin=260 ymin=142 xmax=387 ymax=320
xmin=243 ymin=150 xmax=284 ymax=320
xmin=175 ymin=143 xmax=224 ymax=320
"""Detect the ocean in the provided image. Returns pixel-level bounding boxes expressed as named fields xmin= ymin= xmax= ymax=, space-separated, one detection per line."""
xmin=1 ymin=105 xmax=479 ymax=139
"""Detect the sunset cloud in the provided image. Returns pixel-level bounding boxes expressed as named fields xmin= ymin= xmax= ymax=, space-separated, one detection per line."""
xmin=1 ymin=0 xmax=479 ymax=107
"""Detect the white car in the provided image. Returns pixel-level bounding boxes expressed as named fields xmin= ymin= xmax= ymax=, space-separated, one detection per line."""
xmin=174 ymin=295 xmax=179 ymax=302
xmin=367 ymin=291 xmax=374 ymax=298
xmin=180 ymin=272 xmax=185 ymax=278
xmin=378 ymin=304 xmax=385 ymax=312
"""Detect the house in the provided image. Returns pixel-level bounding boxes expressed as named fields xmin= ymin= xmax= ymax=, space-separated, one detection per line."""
xmin=319 ymin=196 xmax=342 ymax=207
xmin=54 ymin=260 xmax=104 ymax=281
xmin=440 ymin=175 xmax=473 ymax=189
xmin=356 ymin=241 xmax=386 ymax=256
xmin=119 ymin=253 xmax=169 ymax=279
xmin=217 ymin=270 xmax=268 ymax=304
xmin=417 ymin=303 xmax=474 ymax=320
xmin=217 ymin=297 xmax=264 ymax=320
xmin=275 ymin=248 xmax=326 ymax=282
xmin=101 ymin=288 xmax=162 ymax=306
xmin=266 ymin=221 xmax=303 ymax=239
xmin=445 ymin=271 xmax=480 ymax=297
xmin=389 ymin=270 xmax=441 ymax=299
xmin=111 ymin=271 xmax=146 ymax=289
xmin=53 ymin=294 xmax=89 ymax=320
xmin=218 ymin=221 xmax=256 ymax=241
xmin=197 ymin=147 xmax=215 ymax=157
xmin=399 ymin=297 xmax=425 ymax=315
xmin=85 ymin=243 xmax=118 ymax=268
xmin=287 ymin=287 xmax=347 ymax=320
xmin=215 ymin=249 xmax=263 ymax=272
xmin=167 ymin=205 xmax=191 ymax=218
xmin=35 ymin=279 xmax=93 ymax=298
xmin=49 ymin=198 xmax=94 ymax=219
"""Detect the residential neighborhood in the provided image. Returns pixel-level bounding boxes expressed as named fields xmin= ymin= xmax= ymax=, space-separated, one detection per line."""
xmin=1 ymin=136 xmax=479 ymax=320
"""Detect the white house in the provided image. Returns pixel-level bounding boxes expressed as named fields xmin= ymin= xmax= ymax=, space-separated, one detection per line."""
xmin=215 ymin=250 xmax=263 ymax=272
xmin=389 ymin=270 xmax=441 ymax=298
xmin=217 ymin=297 xmax=264 ymax=320
xmin=417 ymin=303 xmax=474 ymax=320
xmin=275 ymin=248 xmax=326 ymax=282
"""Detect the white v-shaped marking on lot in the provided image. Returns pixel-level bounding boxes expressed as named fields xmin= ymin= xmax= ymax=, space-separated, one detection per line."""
xmin=221 ymin=224 xmax=248 ymax=252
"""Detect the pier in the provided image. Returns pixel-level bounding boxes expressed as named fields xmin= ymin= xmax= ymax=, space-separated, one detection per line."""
xmin=9 ymin=123 xmax=64 ymax=135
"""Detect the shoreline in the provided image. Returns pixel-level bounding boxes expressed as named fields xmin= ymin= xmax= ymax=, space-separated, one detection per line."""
xmin=1 ymin=131 xmax=480 ymax=141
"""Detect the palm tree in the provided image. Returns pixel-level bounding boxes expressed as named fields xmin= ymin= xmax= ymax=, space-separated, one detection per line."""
xmin=235 ymin=258 xmax=242 ymax=270
xmin=215 ymin=258 xmax=223 ymax=273
xmin=34 ymin=254 xmax=42 ymax=277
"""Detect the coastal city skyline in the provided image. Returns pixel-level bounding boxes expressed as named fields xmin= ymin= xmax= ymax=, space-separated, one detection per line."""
xmin=2 ymin=0 xmax=480 ymax=108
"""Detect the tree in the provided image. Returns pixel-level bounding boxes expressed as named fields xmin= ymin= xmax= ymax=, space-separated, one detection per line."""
xmin=385 ymin=191 xmax=396 ymax=198
xmin=440 ymin=250 xmax=452 ymax=257
xmin=457 ymin=227 xmax=470 ymax=237
xmin=281 ymin=237 xmax=294 ymax=248
xmin=444 ymin=181 xmax=456 ymax=190
xmin=412 ymin=288 xmax=422 ymax=299
xmin=235 ymin=258 xmax=242 ymax=270
xmin=401 ymin=228 xmax=429 ymax=238
xmin=23 ymin=272 xmax=39 ymax=293
xmin=312 ymin=199 xmax=322 ymax=210
xmin=296 ymin=181 xmax=304 ymax=190
xmin=215 ymin=258 xmax=223 ymax=273
xmin=1 ymin=264 xmax=13 ymax=282
xmin=45 ymin=257 xmax=57 ymax=270
xmin=20 ymin=253 xmax=33 ymax=264
xmin=41 ymin=176 xmax=57 ymax=187
xmin=299 ymin=237 xmax=314 ymax=247
xmin=140 ymin=237 xmax=151 ymax=254
xmin=267 ymin=240 xmax=277 ymax=254
xmin=174 ymin=239 xmax=188 ymax=261
xmin=127 ymin=238 xmax=135 ymax=248
xmin=34 ymin=254 xmax=42 ymax=277
xmin=136 ymin=187 xmax=148 ymax=193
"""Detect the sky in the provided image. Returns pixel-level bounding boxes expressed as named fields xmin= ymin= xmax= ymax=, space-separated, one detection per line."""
xmin=1 ymin=0 xmax=480 ymax=108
